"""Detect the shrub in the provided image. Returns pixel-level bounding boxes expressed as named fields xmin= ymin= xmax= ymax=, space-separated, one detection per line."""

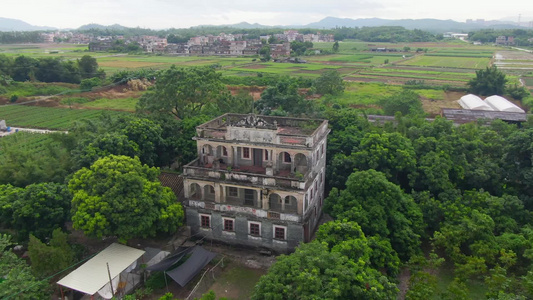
xmin=507 ymin=84 xmax=530 ymax=100
xmin=80 ymin=77 xmax=101 ymax=91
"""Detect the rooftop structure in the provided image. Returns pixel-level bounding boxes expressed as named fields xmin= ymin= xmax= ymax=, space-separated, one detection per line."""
xmin=458 ymin=94 xmax=494 ymax=111
xmin=183 ymin=114 xmax=330 ymax=253
xmin=441 ymin=108 xmax=527 ymax=124
xmin=57 ymin=243 xmax=145 ymax=298
xmin=485 ymin=95 xmax=525 ymax=113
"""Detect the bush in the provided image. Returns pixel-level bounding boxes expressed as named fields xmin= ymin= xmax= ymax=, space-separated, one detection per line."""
xmin=9 ymin=94 xmax=18 ymax=103
xmin=507 ymin=84 xmax=530 ymax=100
xmin=80 ymin=77 xmax=101 ymax=91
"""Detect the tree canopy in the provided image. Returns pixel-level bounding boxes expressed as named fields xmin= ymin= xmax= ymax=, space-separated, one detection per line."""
xmin=137 ymin=65 xmax=227 ymax=119
xmin=468 ymin=66 xmax=507 ymax=96
xmin=69 ymin=155 xmax=184 ymax=241
xmin=326 ymin=170 xmax=424 ymax=260
xmin=314 ymin=70 xmax=345 ymax=96
xmin=251 ymin=241 xmax=398 ymax=300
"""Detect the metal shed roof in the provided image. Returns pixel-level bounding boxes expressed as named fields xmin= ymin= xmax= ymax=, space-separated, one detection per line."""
xmin=442 ymin=108 xmax=527 ymax=124
xmin=458 ymin=94 xmax=493 ymax=111
xmin=485 ymin=95 xmax=525 ymax=113
xmin=57 ymin=243 xmax=145 ymax=295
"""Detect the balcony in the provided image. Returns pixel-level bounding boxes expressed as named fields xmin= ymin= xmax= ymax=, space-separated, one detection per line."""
xmin=183 ymin=158 xmax=309 ymax=190
xmin=188 ymin=199 xmax=301 ymax=223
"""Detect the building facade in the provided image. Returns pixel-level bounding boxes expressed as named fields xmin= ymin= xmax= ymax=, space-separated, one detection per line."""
xmin=182 ymin=114 xmax=330 ymax=253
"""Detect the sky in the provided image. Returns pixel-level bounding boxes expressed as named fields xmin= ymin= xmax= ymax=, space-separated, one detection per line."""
xmin=2 ymin=0 xmax=533 ymax=29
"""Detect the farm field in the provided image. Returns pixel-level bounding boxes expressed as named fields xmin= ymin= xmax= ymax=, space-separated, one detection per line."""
xmin=397 ymin=55 xmax=491 ymax=69
xmin=0 ymin=105 xmax=131 ymax=130
xmin=79 ymin=97 xmax=138 ymax=111
xmin=0 ymin=131 xmax=62 ymax=156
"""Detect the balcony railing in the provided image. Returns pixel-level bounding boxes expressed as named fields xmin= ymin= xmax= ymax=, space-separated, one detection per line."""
xmin=188 ymin=200 xmax=301 ymax=222
xmin=183 ymin=158 xmax=309 ymax=190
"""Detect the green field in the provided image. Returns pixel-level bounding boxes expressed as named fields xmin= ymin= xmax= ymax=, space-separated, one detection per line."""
xmin=0 ymin=41 xmax=505 ymax=95
xmin=80 ymin=97 xmax=138 ymax=111
xmin=0 ymin=131 xmax=61 ymax=156
xmin=0 ymin=105 xmax=131 ymax=130
xmin=399 ymin=55 xmax=491 ymax=69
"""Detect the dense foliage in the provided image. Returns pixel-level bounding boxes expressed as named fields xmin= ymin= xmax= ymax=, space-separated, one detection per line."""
xmin=69 ymin=155 xmax=184 ymax=241
xmin=0 ymin=54 xmax=104 ymax=84
xmin=468 ymin=29 xmax=533 ymax=46
xmin=137 ymin=65 xmax=228 ymax=119
xmin=468 ymin=66 xmax=507 ymax=96
xmin=0 ymin=234 xmax=49 ymax=299
xmin=0 ymin=183 xmax=71 ymax=241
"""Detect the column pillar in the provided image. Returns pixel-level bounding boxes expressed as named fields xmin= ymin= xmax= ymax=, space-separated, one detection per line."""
xmin=290 ymin=154 xmax=295 ymax=174
xmin=262 ymin=190 xmax=269 ymax=210
xmin=221 ymin=184 xmax=226 ymax=203
xmin=233 ymin=146 xmax=239 ymax=167
xmin=214 ymin=182 xmax=221 ymax=203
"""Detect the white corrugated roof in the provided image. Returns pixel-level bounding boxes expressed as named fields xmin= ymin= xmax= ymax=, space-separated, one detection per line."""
xmin=458 ymin=94 xmax=493 ymax=111
xmin=485 ymin=95 xmax=525 ymax=113
xmin=57 ymin=243 xmax=145 ymax=295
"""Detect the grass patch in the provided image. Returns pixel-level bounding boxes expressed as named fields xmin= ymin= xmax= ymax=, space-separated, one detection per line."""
xmin=0 ymin=105 xmax=130 ymax=130
xmin=0 ymin=132 xmax=61 ymax=157
xmin=209 ymin=263 xmax=266 ymax=300
xmin=0 ymin=82 xmax=77 ymax=97
xmin=80 ymin=97 xmax=138 ymax=111
xmin=334 ymin=82 xmax=402 ymax=106
xmin=60 ymin=97 xmax=90 ymax=105
xmin=399 ymin=56 xmax=491 ymax=69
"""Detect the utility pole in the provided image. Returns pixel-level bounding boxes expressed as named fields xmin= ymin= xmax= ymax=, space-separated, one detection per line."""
xmin=107 ymin=262 xmax=115 ymax=297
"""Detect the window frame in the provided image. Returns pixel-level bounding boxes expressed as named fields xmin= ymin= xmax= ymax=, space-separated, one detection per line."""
xmin=273 ymin=225 xmax=287 ymax=240
xmin=199 ymin=214 xmax=211 ymax=228
xmin=228 ymin=186 xmax=238 ymax=197
xmin=222 ymin=146 xmax=228 ymax=157
xmin=242 ymin=147 xmax=251 ymax=159
xmin=248 ymin=221 xmax=261 ymax=237
xmin=223 ymin=217 xmax=234 ymax=232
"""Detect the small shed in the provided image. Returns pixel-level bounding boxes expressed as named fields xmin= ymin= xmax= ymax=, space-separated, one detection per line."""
xmin=57 ymin=243 xmax=145 ymax=300
xmin=484 ymin=95 xmax=525 ymax=113
xmin=458 ymin=94 xmax=493 ymax=111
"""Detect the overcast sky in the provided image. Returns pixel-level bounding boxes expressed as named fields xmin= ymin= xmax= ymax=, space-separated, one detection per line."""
xmin=2 ymin=0 xmax=533 ymax=29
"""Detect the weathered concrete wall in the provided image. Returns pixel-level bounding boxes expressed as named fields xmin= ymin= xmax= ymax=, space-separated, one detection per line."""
xmin=186 ymin=207 xmax=303 ymax=253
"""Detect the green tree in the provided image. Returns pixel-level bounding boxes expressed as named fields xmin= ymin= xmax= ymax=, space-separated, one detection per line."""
xmin=259 ymin=45 xmax=271 ymax=61
xmin=0 ymin=234 xmax=49 ymax=299
xmin=10 ymin=182 xmax=71 ymax=240
xmin=12 ymin=55 xmax=37 ymax=81
xmin=28 ymin=229 xmax=75 ymax=277
xmin=137 ymin=65 xmax=226 ymax=120
xmin=78 ymin=55 xmax=99 ymax=79
xmin=468 ymin=66 xmax=507 ymax=96
xmin=255 ymin=77 xmax=312 ymax=116
xmin=317 ymin=220 xmax=400 ymax=277
xmin=333 ymin=41 xmax=340 ymax=52
xmin=72 ymin=132 xmax=140 ymax=169
xmin=326 ymin=170 xmax=424 ymax=260
xmin=251 ymin=241 xmax=398 ymax=300
xmin=351 ymin=132 xmax=416 ymax=188
xmin=69 ymin=155 xmax=184 ymax=242
xmin=314 ymin=70 xmax=345 ymax=96
xmin=379 ymin=90 xmax=424 ymax=116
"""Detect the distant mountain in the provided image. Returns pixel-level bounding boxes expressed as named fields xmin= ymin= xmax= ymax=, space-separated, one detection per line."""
xmin=303 ymin=17 xmax=525 ymax=33
xmin=0 ymin=17 xmax=56 ymax=31
xmin=0 ymin=16 xmax=528 ymax=33
xmin=77 ymin=23 xmax=128 ymax=31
